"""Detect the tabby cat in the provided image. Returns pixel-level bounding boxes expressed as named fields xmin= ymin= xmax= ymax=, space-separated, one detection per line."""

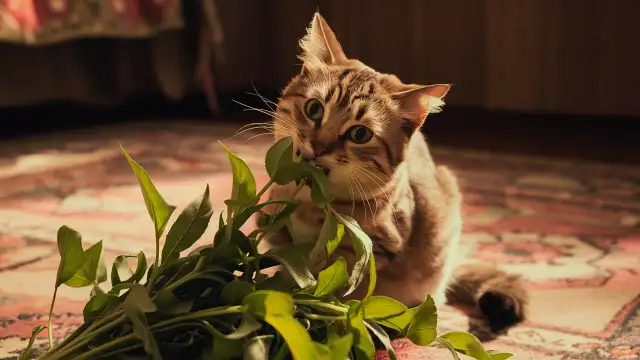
xmin=260 ymin=13 xmax=528 ymax=341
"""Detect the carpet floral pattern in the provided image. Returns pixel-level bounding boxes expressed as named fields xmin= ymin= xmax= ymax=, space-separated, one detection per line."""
xmin=0 ymin=122 xmax=638 ymax=360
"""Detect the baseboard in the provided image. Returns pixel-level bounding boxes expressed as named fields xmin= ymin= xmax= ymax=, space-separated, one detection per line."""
xmin=1 ymin=90 xmax=638 ymax=165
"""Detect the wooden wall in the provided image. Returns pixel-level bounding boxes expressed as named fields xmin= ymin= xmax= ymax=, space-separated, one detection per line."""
xmin=214 ymin=0 xmax=639 ymax=117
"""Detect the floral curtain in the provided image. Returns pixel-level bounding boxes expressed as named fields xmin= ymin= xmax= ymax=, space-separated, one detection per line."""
xmin=0 ymin=0 xmax=223 ymax=113
xmin=0 ymin=0 xmax=183 ymax=45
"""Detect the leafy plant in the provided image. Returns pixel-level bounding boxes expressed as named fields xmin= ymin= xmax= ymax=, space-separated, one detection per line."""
xmin=20 ymin=137 xmax=512 ymax=360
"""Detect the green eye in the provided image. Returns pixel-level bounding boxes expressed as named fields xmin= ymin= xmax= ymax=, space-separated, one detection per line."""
xmin=347 ymin=125 xmax=374 ymax=144
xmin=304 ymin=99 xmax=324 ymax=121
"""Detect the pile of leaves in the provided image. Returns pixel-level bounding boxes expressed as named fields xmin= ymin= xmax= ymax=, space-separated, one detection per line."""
xmin=20 ymin=137 xmax=512 ymax=360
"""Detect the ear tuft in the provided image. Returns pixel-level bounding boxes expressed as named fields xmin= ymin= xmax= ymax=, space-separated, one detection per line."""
xmin=392 ymin=84 xmax=452 ymax=131
xmin=298 ymin=12 xmax=347 ymax=68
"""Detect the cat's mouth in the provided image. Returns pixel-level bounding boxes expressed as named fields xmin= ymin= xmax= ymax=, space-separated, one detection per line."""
xmin=302 ymin=158 xmax=330 ymax=176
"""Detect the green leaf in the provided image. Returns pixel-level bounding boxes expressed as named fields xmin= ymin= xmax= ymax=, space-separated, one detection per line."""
xmin=83 ymin=293 xmax=117 ymax=322
xmin=299 ymin=163 xmax=333 ymax=207
xmin=265 ymin=136 xmax=295 ymax=184
xmin=219 ymin=211 xmax=226 ymax=229
xmin=111 ymin=252 xmax=148 ymax=287
xmin=326 ymin=321 xmax=344 ymax=344
xmin=405 ymin=295 xmax=438 ymax=346
xmin=258 ymin=272 xmax=294 ymax=292
xmin=266 ymin=246 xmax=316 ymax=289
xmin=308 ymin=212 xmax=344 ymax=269
xmin=199 ymin=316 xmax=258 ymax=360
xmin=243 ymin=291 xmax=317 ymax=360
xmin=123 ymin=284 xmax=161 ymax=359
xmin=314 ymin=257 xmax=349 ymax=297
xmin=125 ymin=284 xmax=157 ymax=313
xmin=221 ymin=279 xmax=255 ymax=305
xmin=219 ymin=141 xmax=257 ymax=207
xmin=333 ymin=213 xmax=373 ymax=296
xmin=154 ymin=290 xmax=193 ymax=315
xmin=325 ymin=333 xmax=354 ymax=360
xmin=243 ymin=290 xmax=294 ymax=318
xmin=257 ymin=202 xmax=300 ymax=235
xmin=365 ymin=320 xmax=397 ymax=360
xmin=363 ymin=296 xmax=408 ymax=320
xmin=225 ymin=313 xmax=263 ymax=340
xmin=233 ymin=198 xmax=299 ymax=229
xmin=121 ymin=145 xmax=176 ymax=240
xmin=108 ymin=282 xmax=137 ymax=296
xmin=366 ymin=253 xmax=376 ymax=299
xmin=374 ymin=308 xmax=417 ymax=333
xmin=439 ymin=332 xmax=506 ymax=360
xmin=314 ymin=342 xmax=332 ymax=358
xmin=214 ymin=226 xmax=254 ymax=254
xmin=19 ymin=325 xmax=47 ymax=360
xmin=214 ymin=334 xmax=244 ymax=360
xmin=55 ymin=226 xmax=86 ymax=287
xmin=243 ymin=335 xmax=273 ymax=360
xmin=433 ymin=337 xmax=461 ymax=360
xmin=488 ymin=352 xmax=514 ymax=360
xmin=346 ymin=303 xmax=375 ymax=360
xmin=65 ymin=240 xmax=107 ymax=288
xmin=162 ymin=185 xmax=213 ymax=265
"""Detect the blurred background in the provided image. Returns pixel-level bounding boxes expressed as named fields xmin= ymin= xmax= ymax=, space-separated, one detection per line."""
xmin=1 ymin=0 xmax=638 ymax=162
xmin=0 ymin=1 xmax=639 ymax=359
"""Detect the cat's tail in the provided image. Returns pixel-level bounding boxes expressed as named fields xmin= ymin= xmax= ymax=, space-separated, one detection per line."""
xmin=445 ymin=262 xmax=529 ymax=341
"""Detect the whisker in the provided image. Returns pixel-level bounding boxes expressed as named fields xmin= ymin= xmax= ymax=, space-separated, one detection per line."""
xmin=236 ymin=121 xmax=273 ymax=132
xmin=344 ymin=171 xmax=357 ymax=217
xmin=232 ymin=100 xmax=282 ymax=121
xmin=351 ymin=164 xmax=398 ymax=224
xmin=249 ymin=82 xmax=278 ymax=110
xmin=349 ymin=170 xmax=371 ymax=221
xmin=229 ymin=125 xmax=275 ymax=140
xmin=244 ymin=131 xmax=282 ymax=144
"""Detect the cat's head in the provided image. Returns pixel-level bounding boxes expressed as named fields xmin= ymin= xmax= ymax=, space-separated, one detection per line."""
xmin=274 ymin=13 xmax=450 ymax=200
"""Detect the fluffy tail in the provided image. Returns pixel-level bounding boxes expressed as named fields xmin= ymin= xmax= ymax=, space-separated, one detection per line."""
xmin=445 ymin=263 xmax=529 ymax=341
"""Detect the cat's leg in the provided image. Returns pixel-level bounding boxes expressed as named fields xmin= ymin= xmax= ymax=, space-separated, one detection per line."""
xmin=433 ymin=230 xmax=461 ymax=307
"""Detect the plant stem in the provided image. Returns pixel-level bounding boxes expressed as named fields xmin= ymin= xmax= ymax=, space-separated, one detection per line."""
xmin=302 ymin=313 xmax=345 ymax=321
xmin=72 ymin=342 xmax=142 ymax=360
xmin=273 ymin=343 xmax=290 ymax=360
xmin=290 ymin=181 xmax=306 ymax=201
xmin=161 ymin=270 xmax=202 ymax=293
xmin=150 ymin=305 xmax=244 ymax=329
xmin=42 ymin=314 xmax=126 ymax=360
xmin=224 ymin=207 xmax=233 ymax=245
xmin=193 ymin=256 xmax=206 ymax=272
xmin=294 ymin=299 xmax=348 ymax=314
xmin=47 ymin=286 xmax=58 ymax=349
xmin=43 ymin=310 xmax=123 ymax=358
xmin=44 ymin=321 xmax=90 ymax=356
xmin=54 ymin=306 xmax=243 ymax=360
xmin=254 ymin=181 xmax=306 ymax=248
xmin=255 ymin=179 xmax=274 ymax=201
xmin=147 ymin=240 xmax=161 ymax=292
xmin=58 ymin=333 xmax=136 ymax=360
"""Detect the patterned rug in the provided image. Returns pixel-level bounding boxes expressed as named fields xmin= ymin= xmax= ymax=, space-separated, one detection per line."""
xmin=0 ymin=121 xmax=638 ymax=360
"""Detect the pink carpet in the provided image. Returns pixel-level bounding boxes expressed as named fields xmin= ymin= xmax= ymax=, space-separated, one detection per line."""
xmin=0 ymin=121 xmax=638 ymax=359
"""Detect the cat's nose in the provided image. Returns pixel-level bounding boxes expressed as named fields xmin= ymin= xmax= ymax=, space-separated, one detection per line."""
xmin=310 ymin=140 xmax=329 ymax=157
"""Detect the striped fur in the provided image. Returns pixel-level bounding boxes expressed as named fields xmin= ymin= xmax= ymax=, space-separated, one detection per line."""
xmin=261 ymin=12 xmax=528 ymax=341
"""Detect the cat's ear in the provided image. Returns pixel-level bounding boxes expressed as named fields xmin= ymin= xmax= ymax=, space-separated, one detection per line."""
xmin=298 ymin=12 xmax=347 ymax=69
xmin=392 ymin=84 xmax=451 ymax=131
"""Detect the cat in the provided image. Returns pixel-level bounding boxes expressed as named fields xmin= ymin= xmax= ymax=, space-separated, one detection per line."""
xmin=258 ymin=12 xmax=528 ymax=341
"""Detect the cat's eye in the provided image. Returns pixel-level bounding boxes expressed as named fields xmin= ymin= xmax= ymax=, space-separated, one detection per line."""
xmin=304 ymin=99 xmax=324 ymax=122
xmin=347 ymin=125 xmax=374 ymax=144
